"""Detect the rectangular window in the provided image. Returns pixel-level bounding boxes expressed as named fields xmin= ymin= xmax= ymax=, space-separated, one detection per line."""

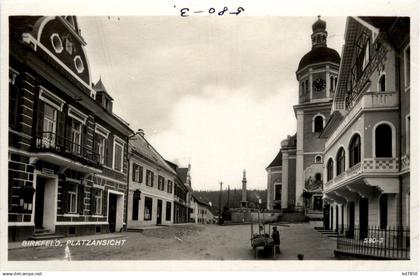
xmin=404 ymin=45 xmax=410 ymax=89
xmin=96 ymin=135 xmax=106 ymax=164
xmin=42 ymin=103 xmax=57 ymax=147
xmin=158 ymin=176 xmax=165 ymax=191
xmin=68 ymin=183 xmax=78 ymax=213
xmin=146 ymin=170 xmax=154 ymax=187
xmin=132 ymin=164 xmax=143 ymax=183
xmin=167 ymin=180 xmax=173 ymax=193
xmin=144 ymin=197 xmax=153 ymax=221
xmin=132 ymin=163 xmax=143 ymax=183
xmin=166 ymin=202 xmax=172 ymax=221
xmin=71 ymin=119 xmax=82 ymax=154
xmin=113 ymin=140 xmax=124 ymax=172
xmin=275 ymin=184 xmax=282 ymax=201
xmin=362 ymin=42 xmax=370 ymax=70
xmin=95 ymin=189 xmax=103 ymax=215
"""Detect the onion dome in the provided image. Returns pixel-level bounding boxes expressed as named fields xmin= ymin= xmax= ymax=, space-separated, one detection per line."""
xmin=312 ymin=15 xmax=326 ymax=32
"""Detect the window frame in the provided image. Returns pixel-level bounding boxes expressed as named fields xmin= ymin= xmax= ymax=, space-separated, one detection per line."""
xmin=146 ymin=170 xmax=154 ymax=187
xmin=113 ymin=139 xmax=124 ymax=172
xmin=144 ymin=197 xmax=153 ymax=221
xmin=378 ymin=73 xmax=386 ymax=92
xmin=274 ymin=183 xmax=282 ymax=201
xmin=68 ymin=183 xmax=78 ymax=214
xmin=312 ymin=114 xmax=325 ymax=133
xmin=336 ymin=147 xmax=346 ymax=176
xmin=374 ymin=123 xmax=394 ymax=158
xmin=349 ymin=134 xmax=362 ymax=168
xmin=327 ymin=158 xmax=334 ymax=181
xmin=95 ymin=189 xmax=103 ymax=215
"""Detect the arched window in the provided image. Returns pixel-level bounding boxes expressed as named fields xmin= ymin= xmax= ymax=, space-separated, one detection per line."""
xmin=327 ymin=158 xmax=334 ymax=181
xmin=314 ymin=116 xmax=324 ymax=132
xmin=336 ymin=147 xmax=345 ymax=176
xmin=315 ymin=155 xmax=322 ymax=163
xmin=315 ymin=173 xmax=322 ymax=181
xmin=349 ymin=134 xmax=361 ymax=167
xmin=378 ymin=74 xmax=386 ymax=92
xmin=375 ymin=124 xmax=392 ymax=157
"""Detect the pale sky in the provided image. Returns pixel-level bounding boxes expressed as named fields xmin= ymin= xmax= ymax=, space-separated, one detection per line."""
xmin=77 ymin=16 xmax=346 ymax=191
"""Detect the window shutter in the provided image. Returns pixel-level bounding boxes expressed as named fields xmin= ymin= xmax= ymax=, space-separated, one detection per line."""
xmin=139 ymin=166 xmax=143 ymax=183
xmin=65 ymin=116 xmax=72 ymax=150
xmin=81 ymin=124 xmax=88 ymax=158
xmin=56 ymin=110 xmax=66 ymax=147
xmin=36 ymin=100 xmax=45 ymax=137
xmin=78 ymin=183 xmax=84 ymax=215
xmin=106 ymin=136 xmax=114 ymax=167
xmin=90 ymin=187 xmax=96 ymax=215
xmin=102 ymin=190 xmax=107 ymax=216
xmin=93 ymin=133 xmax=99 ymax=157
xmin=61 ymin=181 xmax=69 ymax=214
xmin=132 ymin=164 xmax=136 ymax=182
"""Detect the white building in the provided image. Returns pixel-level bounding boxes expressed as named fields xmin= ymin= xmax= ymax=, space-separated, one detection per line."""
xmin=127 ymin=133 xmax=176 ymax=227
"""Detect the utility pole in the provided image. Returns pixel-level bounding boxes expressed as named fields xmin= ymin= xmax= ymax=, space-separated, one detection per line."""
xmin=227 ymin=185 xmax=230 ymax=209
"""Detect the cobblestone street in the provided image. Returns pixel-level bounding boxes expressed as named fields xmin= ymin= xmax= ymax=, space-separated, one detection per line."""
xmin=8 ymin=222 xmax=337 ymax=261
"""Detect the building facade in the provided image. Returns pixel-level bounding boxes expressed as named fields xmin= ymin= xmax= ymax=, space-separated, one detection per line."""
xmin=267 ymin=17 xmax=340 ymax=215
xmin=320 ymin=17 xmax=410 ymax=234
xmin=127 ymin=133 xmax=176 ymax=227
xmin=166 ymin=161 xmax=189 ymax=224
xmin=8 ymin=16 xmax=132 ymax=241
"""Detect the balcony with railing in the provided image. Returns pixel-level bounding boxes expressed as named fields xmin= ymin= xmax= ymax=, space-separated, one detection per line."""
xmin=324 ymin=158 xmax=399 ymax=192
xmin=33 ymin=131 xmax=102 ymax=172
xmin=326 ymin=91 xmax=399 ymax=149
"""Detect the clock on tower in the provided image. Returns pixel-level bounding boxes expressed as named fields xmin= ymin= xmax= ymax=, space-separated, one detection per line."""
xmin=312 ymin=78 xmax=326 ymax=91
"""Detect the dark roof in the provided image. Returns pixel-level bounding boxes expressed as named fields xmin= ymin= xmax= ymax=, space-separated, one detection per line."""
xmin=93 ymin=78 xmax=114 ymax=100
xmin=298 ymin=46 xmax=341 ymax=71
xmin=267 ymin=150 xmax=282 ymax=168
xmin=192 ymin=193 xmax=212 ymax=208
xmin=176 ymin=168 xmax=188 ymax=183
xmin=129 ymin=134 xmax=176 ymax=175
xmin=312 ymin=17 xmax=326 ymax=32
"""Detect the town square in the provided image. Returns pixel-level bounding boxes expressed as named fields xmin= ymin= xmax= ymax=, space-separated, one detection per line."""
xmin=6 ymin=12 xmax=411 ymax=263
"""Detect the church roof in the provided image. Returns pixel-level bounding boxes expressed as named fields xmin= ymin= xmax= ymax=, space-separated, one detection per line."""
xmin=267 ymin=150 xmax=282 ymax=168
xmin=298 ymin=46 xmax=341 ymax=72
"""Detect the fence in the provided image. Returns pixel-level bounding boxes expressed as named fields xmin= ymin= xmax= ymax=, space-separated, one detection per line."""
xmin=336 ymin=225 xmax=410 ymax=260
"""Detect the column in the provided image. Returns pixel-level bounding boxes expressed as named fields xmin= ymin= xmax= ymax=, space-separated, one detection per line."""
xmin=281 ymin=153 xmax=289 ymax=209
xmin=266 ymin=170 xmax=272 ymax=209
xmin=326 ymin=66 xmax=330 ymax=98
xmin=295 ymin=110 xmax=304 ymax=211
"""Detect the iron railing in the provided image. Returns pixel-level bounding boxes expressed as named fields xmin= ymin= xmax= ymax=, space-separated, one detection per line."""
xmin=34 ymin=131 xmax=101 ymax=168
xmin=337 ymin=225 xmax=410 ymax=260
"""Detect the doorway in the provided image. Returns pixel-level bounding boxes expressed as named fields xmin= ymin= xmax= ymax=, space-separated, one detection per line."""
xmin=335 ymin=206 xmax=339 ymax=232
xmin=34 ymin=175 xmax=57 ymax=232
xmin=348 ymin=202 xmax=355 ymax=238
xmin=313 ymin=196 xmax=322 ymax=210
xmin=330 ymin=206 xmax=333 ymax=230
xmin=157 ymin=199 xmax=162 ymax=225
xmin=323 ymin=204 xmax=330 ymax=229
xmin=359 ymin=198 xmax=369 ymax=240
xmin=34 ymin=178 xmax=45 ymax=229
xmin=108 ymin=193 xmax=117 ymax=232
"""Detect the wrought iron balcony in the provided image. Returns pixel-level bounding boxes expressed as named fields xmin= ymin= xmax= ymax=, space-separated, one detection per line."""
xmin=33 ymin=131 xmax=102 ymax=169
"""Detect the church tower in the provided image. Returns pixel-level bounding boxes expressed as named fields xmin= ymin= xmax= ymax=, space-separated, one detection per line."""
xmin=294 ymin=16 xmax=340 ymax=211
